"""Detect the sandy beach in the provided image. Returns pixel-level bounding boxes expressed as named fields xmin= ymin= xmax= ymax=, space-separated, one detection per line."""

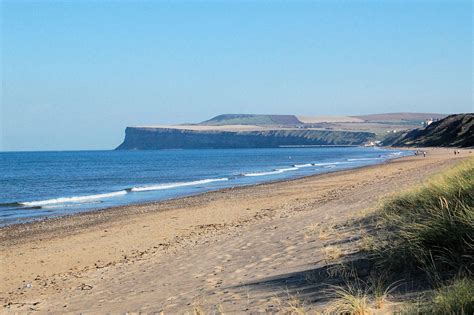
xmin=0 ymin=148 xmax=470 ymax=313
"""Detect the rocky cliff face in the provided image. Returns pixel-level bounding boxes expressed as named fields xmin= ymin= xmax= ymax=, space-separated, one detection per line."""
xmin=115 ymin=127 xmax=375 ymax=150
xmin=382 ymin=113 xmax=473 ymax=148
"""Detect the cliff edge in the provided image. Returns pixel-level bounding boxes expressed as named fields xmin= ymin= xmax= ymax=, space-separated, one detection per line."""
xmin=115 ymin=127 xmax=375 ymax=150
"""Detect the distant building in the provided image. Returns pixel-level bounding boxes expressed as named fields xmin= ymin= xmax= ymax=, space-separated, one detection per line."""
xmin=365 ymin=141 xmax=375 ymax=147
xmin=423 ymin=119 xmax=434 ymax=127
xmin=364 ymin=141 xmax=381 ymax=147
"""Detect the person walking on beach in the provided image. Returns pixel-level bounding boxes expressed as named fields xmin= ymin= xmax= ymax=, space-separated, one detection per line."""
xmin=423 ymin=151 xmax=426 ymax=158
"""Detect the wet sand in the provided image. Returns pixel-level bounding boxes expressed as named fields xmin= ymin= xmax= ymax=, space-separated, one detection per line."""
xmin=0 ymin=148 xmax=469 ymax=313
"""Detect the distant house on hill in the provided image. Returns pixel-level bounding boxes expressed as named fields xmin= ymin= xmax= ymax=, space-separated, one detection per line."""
xmin=423 ymin=118 xmax=441 ymax=127
xmin=423 ymin=119 xmax=433 ymax=127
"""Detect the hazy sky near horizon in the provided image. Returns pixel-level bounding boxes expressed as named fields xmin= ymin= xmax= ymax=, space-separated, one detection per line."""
xmin=1 ymin=0 xmax=472 ymax=151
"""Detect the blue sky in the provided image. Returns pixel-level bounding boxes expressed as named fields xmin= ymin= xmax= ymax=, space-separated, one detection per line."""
xmin=1 ymin=0 xmax=472 ymax=151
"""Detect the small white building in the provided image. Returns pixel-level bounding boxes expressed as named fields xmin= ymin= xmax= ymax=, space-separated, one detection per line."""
xmin=423 ymin=119 xmax=434 ymax=127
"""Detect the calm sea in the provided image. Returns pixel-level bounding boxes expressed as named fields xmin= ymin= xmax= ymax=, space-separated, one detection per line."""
xmin=0 ymin=147 xmax=410 ymax=226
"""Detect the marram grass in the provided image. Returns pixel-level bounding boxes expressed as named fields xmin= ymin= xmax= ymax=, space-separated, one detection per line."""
xmin=372 ymin=158 xmax=474 ymax=280
xmin=325 ymin=159 xmax=474 ymax=315
xmin=401 ymin=278 xmax=474 ymax=315
xmin=431 ymin=278 xmax=474 ymax=315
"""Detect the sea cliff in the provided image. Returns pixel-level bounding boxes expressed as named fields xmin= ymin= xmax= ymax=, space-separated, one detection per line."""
xmin=115 ymin=127 xmax=375 ymax=150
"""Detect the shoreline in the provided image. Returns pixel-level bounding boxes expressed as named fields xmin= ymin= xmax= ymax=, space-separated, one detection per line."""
xmin=1 ymin=147 xmax=470 ymax=312
xmin=0 ymin=150 xmax=407 ymax=244
xmin=0 ymin=146 xmax=411 ymax=234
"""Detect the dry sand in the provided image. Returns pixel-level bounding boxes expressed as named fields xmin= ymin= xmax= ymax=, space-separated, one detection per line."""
xmin=0 ymin=148 xmax=470 ymax=313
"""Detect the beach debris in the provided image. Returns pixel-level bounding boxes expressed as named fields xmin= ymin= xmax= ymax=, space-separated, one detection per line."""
xmin=77 ymin=283 xmax=93 ymax=290
xmin=25 ymin=283 xmax=32 ymax=289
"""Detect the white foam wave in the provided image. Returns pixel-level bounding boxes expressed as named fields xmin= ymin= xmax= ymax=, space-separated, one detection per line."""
xmin=131 ymin=178 xmax=229 ymax=192
xmin=20 ymin=191 xmax=128 ymax=207
xmin=294 ymin=163 xmax=312 ymax=168
xmin=277 ymin=167 xmax=299 ymax=172
xmin=244 ymin=170 xmax=283 ymax=177
xmin=244 ymin=167 xmax=298 ymax=177
xmin=312 ymin=162 xmax=341 ymax=166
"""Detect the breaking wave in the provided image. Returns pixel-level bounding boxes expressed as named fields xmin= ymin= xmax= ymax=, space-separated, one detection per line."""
xmin=293 ymin=163 xmax=313 ymax=168
xmin=20 ymin=191 xmax=128 ymax=207
xmin=130 ymin=178 xmax=229 ymax=192
xmin=243 ymin=167 xmax=299 ymax=177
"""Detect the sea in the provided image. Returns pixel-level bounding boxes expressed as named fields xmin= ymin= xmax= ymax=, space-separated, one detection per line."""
xmin=0 ymin=147 xmax=410 ymax=226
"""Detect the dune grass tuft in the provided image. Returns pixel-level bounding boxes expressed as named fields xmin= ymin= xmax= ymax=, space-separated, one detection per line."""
xmin=269 ymin=294 xmax=308 ymax=314
xmin=284 ymin=297 xmax=307 ymax=315
xmin=323 ymin=245 xmax=344 ymax=264
xmin=320 ymin=158 xmax=473 ymax=314
xmin=325 ymin=281 xmax=371 ymax=315
xmin=401 ymin=278 xmax=474 ymax=315
xmin=325 ymin=274 xmax=399 ymax=314
xmin=371 ymin=158 xmax=474 ymax=281
xmin=431 ymin=278 xmax=474 ymax=315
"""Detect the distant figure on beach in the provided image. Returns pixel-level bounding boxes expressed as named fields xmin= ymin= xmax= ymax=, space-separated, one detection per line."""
xmin=423 ymin=151 xmax=426 ymax=158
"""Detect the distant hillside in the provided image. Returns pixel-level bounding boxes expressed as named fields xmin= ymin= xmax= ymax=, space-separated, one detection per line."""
xmin=297 ymin=115 xmax=364 ymax=123
xmin=200 ymin=113 xmax=447 ymax=126
xmin=382 ymin=113 xmax=473 ymax=147
xmin=200 ymin=114 xmax=301 ymax=125
xmin=354 ymin=112 xmax=446 ymax=122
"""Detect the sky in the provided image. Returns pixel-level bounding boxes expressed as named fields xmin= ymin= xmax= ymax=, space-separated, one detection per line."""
xmin=1 ymin=0 xmax=472 ymax=151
